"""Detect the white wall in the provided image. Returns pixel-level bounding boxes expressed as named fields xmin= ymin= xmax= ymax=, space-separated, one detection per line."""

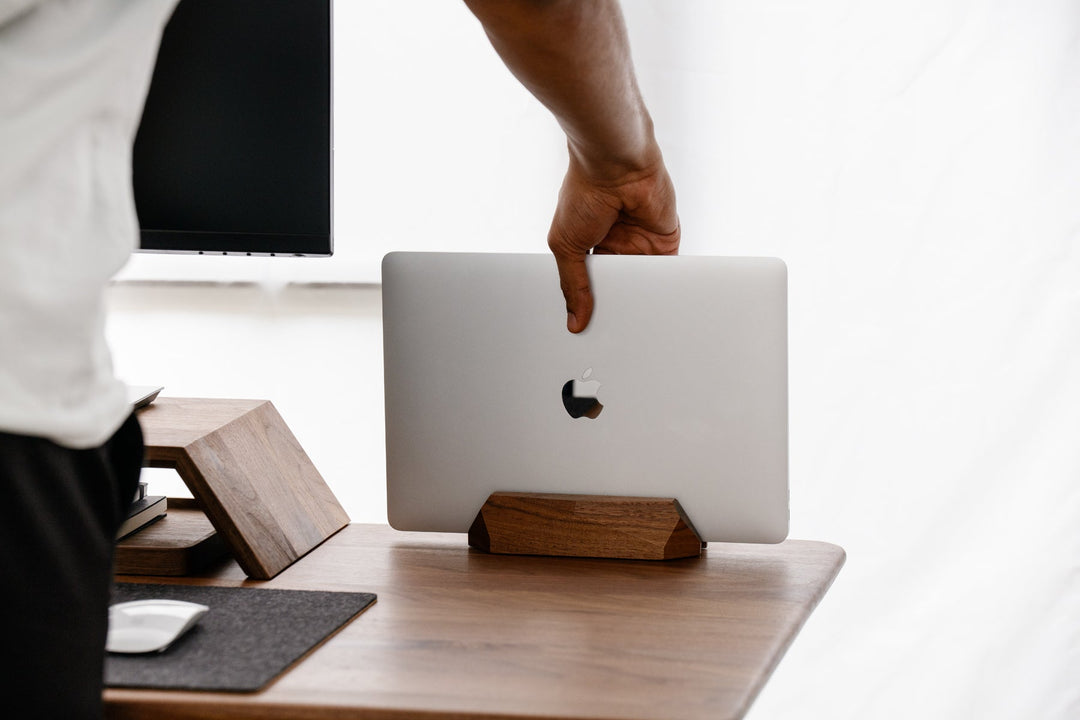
xmin=107 ymin=282 xmax=388 ymax=522
xmin=107 ymin=1 xmax=1080 ymax=719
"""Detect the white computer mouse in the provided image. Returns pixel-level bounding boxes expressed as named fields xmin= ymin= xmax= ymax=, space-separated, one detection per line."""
xmin=106 ymin=599 xmax=209 ymax=654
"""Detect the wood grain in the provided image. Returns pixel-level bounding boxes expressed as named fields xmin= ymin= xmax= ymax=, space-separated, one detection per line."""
xmin=106 ymin=523 xmax=845 ymax=720
xmin=136 ymin=397 xmax=350 ymax=579
xmin=469 ymin=492 xmax=704 ymax=559
xmin=114 ymin=500 xmax=228 ymax=576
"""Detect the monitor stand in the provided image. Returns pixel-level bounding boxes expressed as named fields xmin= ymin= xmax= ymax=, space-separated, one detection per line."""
xmin=116 ymin=396 xmax=349 ymax=580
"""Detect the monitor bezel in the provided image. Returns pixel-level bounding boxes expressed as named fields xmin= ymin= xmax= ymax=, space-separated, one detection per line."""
xmin=134 ymin=0 xmax=333 ymax=258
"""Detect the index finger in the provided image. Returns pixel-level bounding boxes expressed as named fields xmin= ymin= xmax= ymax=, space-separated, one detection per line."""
xmin=552 ymin=249 xmax=594 ymax=334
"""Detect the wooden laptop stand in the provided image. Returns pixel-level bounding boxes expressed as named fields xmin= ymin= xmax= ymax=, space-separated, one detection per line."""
xmin=468 ymin=492 xmax=704 ymax=560
xmin=115 ymin=397 xmax=350 ymax=580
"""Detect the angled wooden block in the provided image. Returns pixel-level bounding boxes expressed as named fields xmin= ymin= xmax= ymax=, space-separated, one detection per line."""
xmin=136 ymin=397 xmax=350 ymax=579
xmin=468 ymin=492 xmax=704 ymax=560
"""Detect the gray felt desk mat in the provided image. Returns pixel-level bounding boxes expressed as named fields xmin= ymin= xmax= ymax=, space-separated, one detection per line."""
xmin=105 ymin=583 xmax=376 ymax=692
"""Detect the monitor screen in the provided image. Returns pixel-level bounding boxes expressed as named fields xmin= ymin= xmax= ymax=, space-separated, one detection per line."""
xmin=133 ymin=0 xmax=332 ymax=256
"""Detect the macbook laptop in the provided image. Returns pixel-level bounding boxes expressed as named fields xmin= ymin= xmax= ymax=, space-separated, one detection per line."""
xmin=127 ymin=385 xmax=164 ymax=409
xmin=381 ymin=252 xmax=789 ymax=543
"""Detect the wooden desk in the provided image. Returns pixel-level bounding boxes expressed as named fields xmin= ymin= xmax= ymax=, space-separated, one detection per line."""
xmin=106 ymin=524 xmax=844 ymax=720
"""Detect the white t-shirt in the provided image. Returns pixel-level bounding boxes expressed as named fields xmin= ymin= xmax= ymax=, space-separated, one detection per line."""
xmin=0 ymin=0 xmax=177 ymax=448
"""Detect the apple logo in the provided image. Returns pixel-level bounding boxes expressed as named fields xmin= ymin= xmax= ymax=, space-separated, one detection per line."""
xmin=562 ymin=368 xmax=604 ymax=419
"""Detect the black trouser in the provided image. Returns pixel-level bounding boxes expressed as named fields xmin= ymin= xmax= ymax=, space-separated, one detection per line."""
xmin=0 ymin=414 xmax=143 ymax=720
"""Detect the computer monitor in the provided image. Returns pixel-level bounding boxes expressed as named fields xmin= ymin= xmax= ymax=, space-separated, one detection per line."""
xmin=133 ymin=0 xmax=332 ymax=257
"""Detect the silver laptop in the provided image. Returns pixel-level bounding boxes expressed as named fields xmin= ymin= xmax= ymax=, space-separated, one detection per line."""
xmin=381 ymin=252 xmax=788 ymax=543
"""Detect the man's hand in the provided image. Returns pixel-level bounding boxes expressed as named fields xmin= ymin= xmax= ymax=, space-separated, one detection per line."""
xmin=464 ymin=0 xmax=678 ymax=331
xmin=549 ymin=146 xmax=680 ymax=333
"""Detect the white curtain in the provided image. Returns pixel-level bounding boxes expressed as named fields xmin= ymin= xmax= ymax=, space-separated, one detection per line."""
xmin=619 ymin=2 xmax=1078 ymax=718
xmin=118 ymin=2 xmax=1080 ymax=717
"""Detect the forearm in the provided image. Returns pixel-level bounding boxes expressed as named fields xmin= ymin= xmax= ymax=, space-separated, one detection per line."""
xmin=466 ymin=0 xmax=678 ymax=333
xmin=464 ymin=0 xmax=659 ymax=181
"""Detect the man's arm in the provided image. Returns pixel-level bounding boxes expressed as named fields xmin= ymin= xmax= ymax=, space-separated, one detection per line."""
xmin=464 ymin=0 xmax=679 ymax=333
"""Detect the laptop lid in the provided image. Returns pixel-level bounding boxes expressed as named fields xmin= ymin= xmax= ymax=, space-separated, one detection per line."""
xmin=381 ymin=252 xmax=788 ymax=543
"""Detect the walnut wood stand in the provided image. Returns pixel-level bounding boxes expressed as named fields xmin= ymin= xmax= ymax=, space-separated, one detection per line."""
xmin=115 ymin=498 xmax=227 ymax=576
xmin=117 ymin=397 xmax=350 ymax=580
xmin=468 ymin=492 xmax=704 ymax=560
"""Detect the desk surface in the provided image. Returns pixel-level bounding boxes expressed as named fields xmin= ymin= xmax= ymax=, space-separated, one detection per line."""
xmin=106 ymin=524 xmax=844 ymax=720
